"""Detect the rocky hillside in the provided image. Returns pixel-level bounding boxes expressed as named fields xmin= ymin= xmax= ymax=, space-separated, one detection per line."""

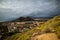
xmin=5 ymin=16 xmax=60 ymax=40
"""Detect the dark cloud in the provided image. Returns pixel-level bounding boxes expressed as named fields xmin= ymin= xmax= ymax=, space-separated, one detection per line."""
xmin=0 ymin=0 xmax=60 ymax=22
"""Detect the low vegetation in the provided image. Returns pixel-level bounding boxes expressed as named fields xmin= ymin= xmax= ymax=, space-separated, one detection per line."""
xmin=40 ymin=16 xmax=60 ymax=38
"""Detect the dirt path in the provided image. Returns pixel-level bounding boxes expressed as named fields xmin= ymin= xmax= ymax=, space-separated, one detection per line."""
xmin=31 ymin=33 xmax=59 ymax=40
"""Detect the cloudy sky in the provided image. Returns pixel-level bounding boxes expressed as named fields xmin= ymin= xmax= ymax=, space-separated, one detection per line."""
xmin=0 ymin=0 xmax=60 ymax=22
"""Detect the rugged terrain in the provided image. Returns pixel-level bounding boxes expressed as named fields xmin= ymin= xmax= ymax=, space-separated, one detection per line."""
xmin=5 ymin=16 xmax=60 ymax=40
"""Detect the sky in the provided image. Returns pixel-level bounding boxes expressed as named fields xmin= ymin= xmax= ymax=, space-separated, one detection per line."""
xmin=0 ymin=0 xmax=60 ymax=22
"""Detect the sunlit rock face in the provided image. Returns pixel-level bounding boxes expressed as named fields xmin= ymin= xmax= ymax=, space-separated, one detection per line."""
xmin=0 ymin=0 xmax=60 ymax=22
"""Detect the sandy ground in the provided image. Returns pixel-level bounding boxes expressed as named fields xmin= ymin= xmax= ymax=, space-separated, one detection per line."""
xmin=31 ymin=33 xmax=59 ymax=40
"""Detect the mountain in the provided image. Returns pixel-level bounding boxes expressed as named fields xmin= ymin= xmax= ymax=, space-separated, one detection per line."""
xmin=5 ymin=15 xmax=60 ymax=40
xmin=12 ymin=16 xmax=34 ymax=22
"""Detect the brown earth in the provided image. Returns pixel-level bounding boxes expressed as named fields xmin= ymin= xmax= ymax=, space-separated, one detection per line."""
xmin=31 ymin=33 xmax=59 ymax=40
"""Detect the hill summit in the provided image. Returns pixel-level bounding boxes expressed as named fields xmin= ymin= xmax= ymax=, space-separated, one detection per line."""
xmin=13 ymin=17 xmax=34 ymax=22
